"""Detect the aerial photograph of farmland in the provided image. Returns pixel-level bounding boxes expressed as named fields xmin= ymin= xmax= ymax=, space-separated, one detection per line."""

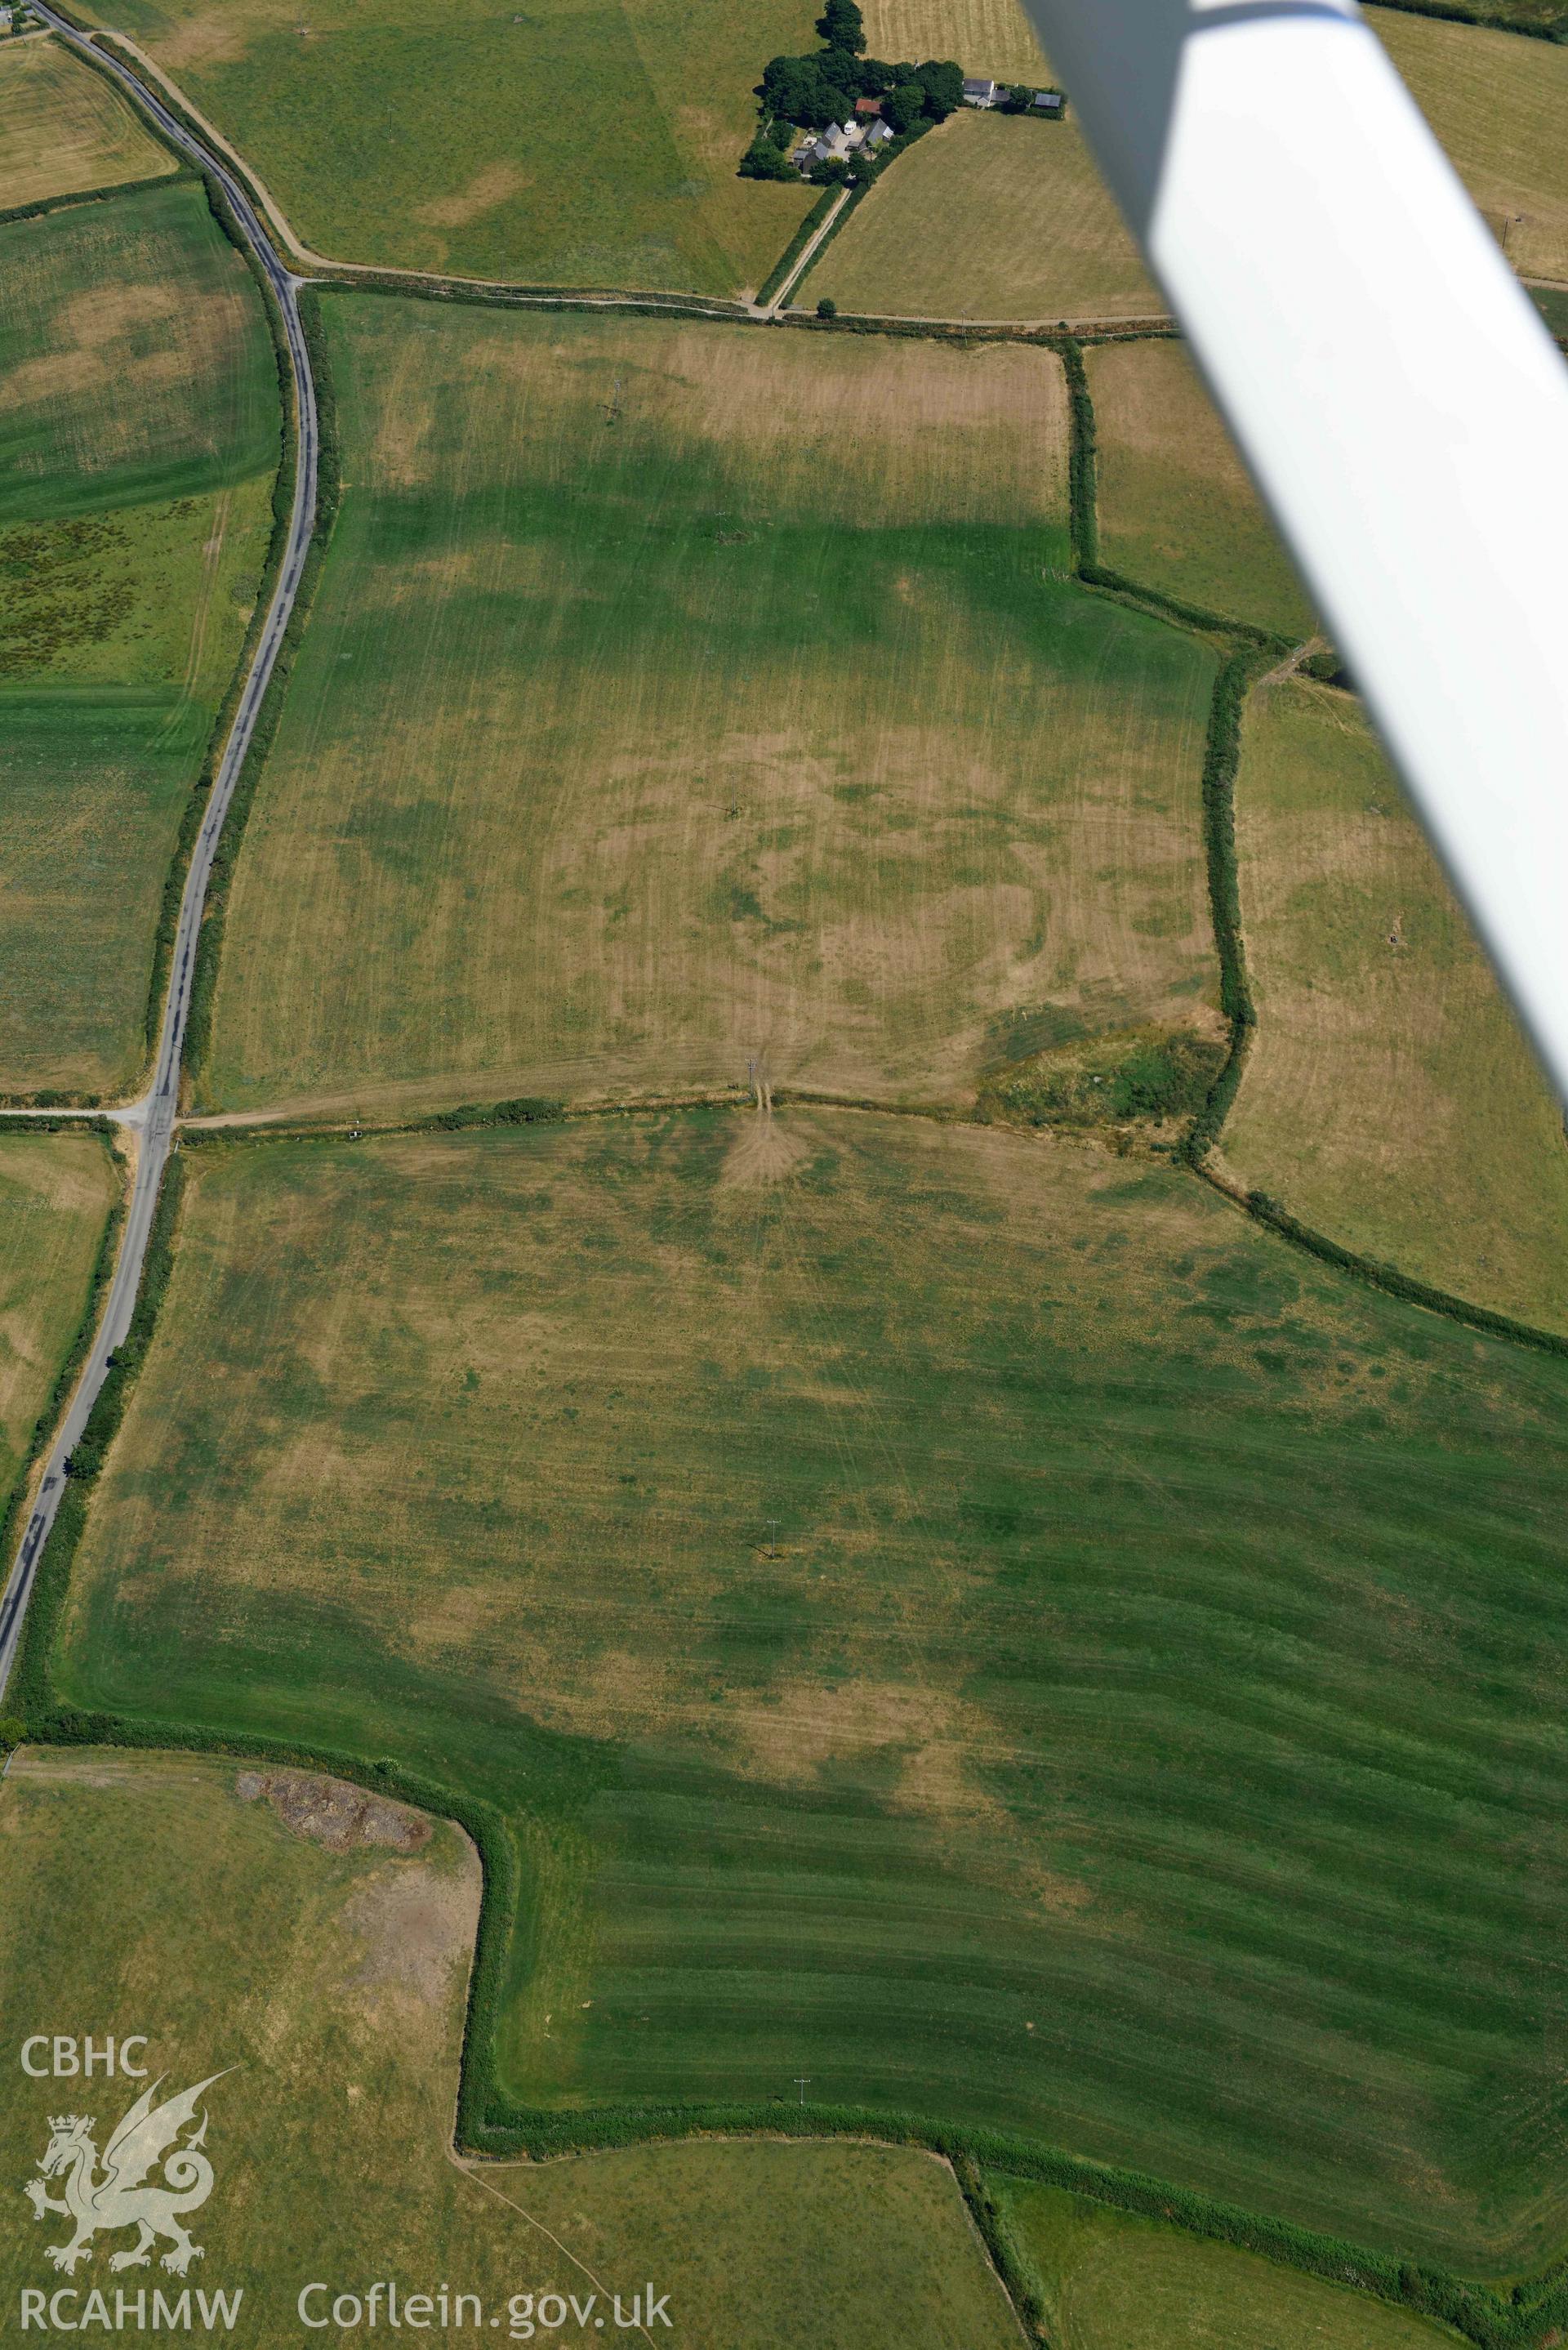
xmin=2 ymin=0 xmax=1567 ymax=2339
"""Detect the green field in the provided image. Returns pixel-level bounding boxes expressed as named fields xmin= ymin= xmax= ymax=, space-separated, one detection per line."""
xmin=1085 ymin=339 xmax=1315 ymax=639
xmin=0 ymin=176 xmax=278 ymax=524
xmin=0 ymin=33 xmax=175 ymax=212
xmin=1370 ymin=4 xmax=1568 ymax=284
xmin=1221 ymin=677 xmax=1568 ymax=1333
xmin=0 ymin=1130 xmax=117 ymax=1508
xmin=0 ymin=1747 xmax=1020 ymax=2348
xmin=991 ymin=2179 xmax=1464 ymax=2350
xmin=202 ymin=296 xmax=1218 ymax=1121
xmin=806 ymin=109 xmax=1160 ymax=322
xmin=69 ymin=0 xmax=817 ymax=294
xmin=0 ymin=178 xmax=279 ymax=1095
xmin=52 ymin=1108 xmax=1568 ymax=2275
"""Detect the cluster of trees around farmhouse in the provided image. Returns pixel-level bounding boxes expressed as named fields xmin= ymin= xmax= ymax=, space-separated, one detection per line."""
xmin=741 ymin=0 xmax=964 ymax=180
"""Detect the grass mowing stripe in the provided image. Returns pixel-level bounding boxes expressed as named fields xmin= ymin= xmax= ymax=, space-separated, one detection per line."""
xmin=33 ymin=1109 xmax=1568 ymax=2286
xmin=808 ymin=110 xmax=1159 ymax=323
xmin=0 ymin=1748 xmax=1023 ymax=2349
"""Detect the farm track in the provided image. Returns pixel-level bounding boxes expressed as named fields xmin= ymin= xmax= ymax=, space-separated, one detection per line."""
xmin=763 ymin=185 xmax=853 ymax=314
xmin=0 ymin=0 xmax=318 ymax=1697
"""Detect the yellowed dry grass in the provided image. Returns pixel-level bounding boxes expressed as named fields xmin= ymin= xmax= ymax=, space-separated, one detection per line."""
xmin=414 ymin=158 xmax=529 ymax=230
xmin=54 ymin=1109 xmax=1568 ymax=2268
xmin=0 ymin=34 xmax=174 ymax=212
xmin=1222 ymin=678 xmax=1568 ymax=1331
xmin=69 ymin=1109 xmax=1428 ymax=1781
xmin=363 ymin=314 xmax=1071 ymax=524
xmin=1372 ymin=4 xmax=1568 ymax=283
xmin=862 ymin=0 xmax=1052 ymax=79
xmin=1088 ymin=339 xmax=1315 ymax=637
xmin=807 ymin=109 xmax=1159 ymax=323
xmin=0 ymin=1130 xmax=117 ymax=1499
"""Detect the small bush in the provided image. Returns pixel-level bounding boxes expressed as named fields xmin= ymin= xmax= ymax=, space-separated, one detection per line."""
xmin=817 ymin=296 xmax=838 ymax=318
xmin=1110 ymin=1036 xmax=1224 ymax=1120
xmin=422 ymin=1096 xmax=564 ymax=1133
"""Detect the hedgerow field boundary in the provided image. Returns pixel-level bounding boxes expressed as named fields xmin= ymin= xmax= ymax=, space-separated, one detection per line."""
xmin=7 ymin=57 xmax=1568 ymax=2339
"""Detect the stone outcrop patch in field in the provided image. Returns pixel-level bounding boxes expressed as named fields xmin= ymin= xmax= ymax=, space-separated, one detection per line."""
xmin=236 ymin=1767 xmax=430 ymax=1853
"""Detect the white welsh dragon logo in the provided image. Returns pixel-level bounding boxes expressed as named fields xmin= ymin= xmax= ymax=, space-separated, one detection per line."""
xmin=23 ymin=2072 xmax=230 ymax=2276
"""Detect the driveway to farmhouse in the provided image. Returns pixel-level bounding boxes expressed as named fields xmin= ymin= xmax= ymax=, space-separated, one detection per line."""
xmin=759 ymin=186 xmax=853 ymax=315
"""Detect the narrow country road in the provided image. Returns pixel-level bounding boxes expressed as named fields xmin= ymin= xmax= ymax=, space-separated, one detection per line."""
xmin=0 ymin=5 xmax=318 ymax=1697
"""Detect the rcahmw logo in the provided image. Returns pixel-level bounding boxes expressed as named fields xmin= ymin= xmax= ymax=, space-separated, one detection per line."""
xmin=17 ymin=2049 xmax=243 ymax=2333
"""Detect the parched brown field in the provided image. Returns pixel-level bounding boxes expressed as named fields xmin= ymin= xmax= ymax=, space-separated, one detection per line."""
xmin=1221 ymin=677 xmax=1568 ymax=1332
xmin=0 ymin=1130 xmax=118 ymax=1507
xmin=805 ymin=110 xmax=1160 ymax=323
xmin=1086 ymin=339 xmax=1315 ymax=638
xmin=0 ymin=34 xmax=175 ymax=212
xmin=202 ymin=297 xmax=1220 ymax=1121
xmin=0 ymin=1747 xmax=1019 ymax=2348
xmin=861 ymin=0 xmax=1051 ymax=79
xmin=1371 ymin=3 xmax=1568 ymax=283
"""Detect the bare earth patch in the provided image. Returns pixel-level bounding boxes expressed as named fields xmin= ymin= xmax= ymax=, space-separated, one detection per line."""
xmin=717 ymin=1108 xmax=811 ymax=1188
xmin=343 ymin=1850 xmax=479 ymax=2009
xmin=236 ymin=1767 xmax=433 ymax=1852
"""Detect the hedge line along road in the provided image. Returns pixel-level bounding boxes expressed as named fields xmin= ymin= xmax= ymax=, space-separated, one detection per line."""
xmin=0 ymin=3 xmax=318 ymax=1701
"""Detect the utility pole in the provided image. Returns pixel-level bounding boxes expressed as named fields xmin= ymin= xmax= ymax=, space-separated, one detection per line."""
xmin=767 ymin=1518 xmax=779 ymax=1558
xmin=792 ymin=2076 xmax=811 ymax=2107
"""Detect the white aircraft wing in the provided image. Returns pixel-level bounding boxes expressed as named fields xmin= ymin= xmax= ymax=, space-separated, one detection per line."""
xmin=1021 ymin=0 xmax=1568 ymax=1104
